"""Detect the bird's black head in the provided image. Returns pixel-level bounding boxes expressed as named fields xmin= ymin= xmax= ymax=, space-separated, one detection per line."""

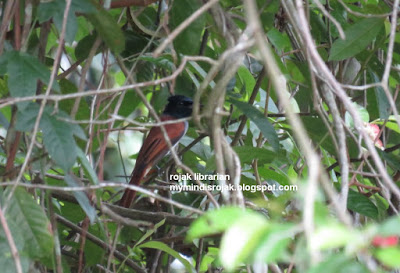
xmin=163 ymin=95 xmax=193 ymax=118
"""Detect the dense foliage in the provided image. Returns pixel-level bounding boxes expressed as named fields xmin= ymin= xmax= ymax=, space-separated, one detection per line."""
xmin=1 ymin=0 xmax=400 ymax=272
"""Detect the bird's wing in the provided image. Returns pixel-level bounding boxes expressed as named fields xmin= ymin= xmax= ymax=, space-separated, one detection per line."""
xmin=137 ymin=116 xmax=187 ymax=167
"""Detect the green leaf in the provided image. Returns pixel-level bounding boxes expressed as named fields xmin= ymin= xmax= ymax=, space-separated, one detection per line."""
xmin=252 ymin=223 xmax=293 ymax=263
xmin=123 ymin=31 xmax=151 ymax=57
xmin=375 ymin=247 xmax=400 ymax=268
xmin=37 ymin=0 xmax=65 ymax=23
xmin=267 ymin=29 xmax=291 ymax=52
xmin=220 ymin=212 xmax=269 ymax=271
xmin=136 ymin=61 xmax=155 ymax=82
xmin=15 ymin=103 xmax=40 ymax=131
xmin=205 ymin=146 xmax=277 ymax=171
xmin=139 ymin=241 xmax=195 ymax=272
xmin=38 ymin=0 xmax=96 ymax=43
xmin=236 ymin=66 xmax=256 ymax=95
xmin=58 ymin=79 xmax=90 ymax=122
xmin=234 ymin=146 xmax=277 ymax=164
xmin=0 ymin=77 xmax=8 ymax=98
xmin=138 ymin=55 xmax=175 ymax=71
xmin=5 ymin=188 xmax=54 ymax=260
xmin=180 ymin=135 xmax=212 ymax=161
xmin=56 ymin=111 xmax=87 ymax=140
xmin=187 ymin=207 xmax=248 ymax=240
xmin=134 ymin=219 xmax=165 ymax=248
xmin=75 ymin=34 xmax=98 ymax=60
xmin=376 ymin=117 xmax=400 ymax=134
xmin=367 ymin=71 xmax=390 ymax=120
xmin=257 ymin=168 xmax=290 ymax=185
xmin=302 ymin=116 xmax=359 ymax=158
xmin=374 ymin=84 xmax=390 ymax=120
xmin=70 ymin=0 xmax=97 ymax=14
xmin=199 ymin=248 xmax=218 ymax=272
xmin=0 ymin=111 xmax=9 ymax=129
xmin=347 ymin=190 xmax=378 ymax=220
xmin=189 ymin=61 xmax=215 ymax=88
xmin=309 ymin=10 xmax=328 ymax=43
xmin=169 ymin=0 xmax=205 ymax=55
xmin=0 ymin=51 xmax=59 ymax=110
xmin=16 ymin=103 xmax=82 ymax=171
xmin=41 ymin=110 xmax=77 ymax=171
xmin=378 ymin=216 xmax=400 ymax=236
xmin=0 ymin=221 xmax=30 ymax=273
xmin=307 ymin=254 xmax=369 ymax=273
xmin=311 ymin=223 xmax=356 ymax=250
xmin=381 ymin=151 xmax=400 ymax=172
xmin=230 ymin=99 xmax=279 ymax=151
xmin=329 ymin=17 xmax=385 ymax=61
xmin=345 ymin=102 xmax=370 ymax=128
xmin=0 ymin=51 xmax=11 ymax=74
xmin=115 ymin=91 xmax=142 ymax=125
xmin=87 ymin=9 xmax=125 ymax=54
xmin=84 ymin=224 xmax=106 ymax=266
xmin=77 ymin=149 xmax=99 ymax=185
xmin=64 ymin=174 xmax=96 ymax=223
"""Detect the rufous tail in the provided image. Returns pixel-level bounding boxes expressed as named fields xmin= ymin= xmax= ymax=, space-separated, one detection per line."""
xmin=119 ymin=167 xmax=146 ymax=208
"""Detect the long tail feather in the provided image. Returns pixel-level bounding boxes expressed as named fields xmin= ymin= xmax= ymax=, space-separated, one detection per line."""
xmin=119 ymin=167 xmax=146 ymax=208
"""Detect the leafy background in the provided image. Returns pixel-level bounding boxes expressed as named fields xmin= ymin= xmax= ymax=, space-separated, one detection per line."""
xmin=0 ymin=0 xmax=400 ymax=272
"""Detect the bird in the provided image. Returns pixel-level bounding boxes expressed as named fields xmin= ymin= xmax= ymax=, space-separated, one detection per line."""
xmin=119 ymin=95 xmax=193 ymax=208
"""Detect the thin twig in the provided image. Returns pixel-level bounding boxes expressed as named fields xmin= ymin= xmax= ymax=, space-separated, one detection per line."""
xmin=231 ymin=68 xmax=266 ymax=146
xmin=313 ymin=0 xmax=345 ymax=39
xmin=0 ymin=204 xmax=23 ymax=273
xmin=153 ymin=0 xmax=219 ymax=57
xmin=2 ymin=180 xmax=203 ymax=214
xmin=341 ymin=83 xmax=381 ymax=90
xmin=55 ymin=214 xmax=146 ymax=273
xmin=0 ymin=0 xmax=16 ymax=54
xmin=48 ymin=194 xmax=63 ymax=273
xmin=337 ymin=0 xmax=390 ymax=18
xmin=320 ymin=84 xmax=349 ymax=213
xmin=71 ymin=37 xmax=102 ymax=118
xmin=380 ymin=0 xmax=400 ymax=135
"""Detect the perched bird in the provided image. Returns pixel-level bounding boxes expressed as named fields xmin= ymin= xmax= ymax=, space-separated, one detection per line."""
xmin=119 ymin=95 xmax=193 ymax=208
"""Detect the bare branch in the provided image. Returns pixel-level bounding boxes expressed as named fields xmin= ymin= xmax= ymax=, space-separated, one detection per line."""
xmin=313 ymin=0 xmax=345 ymax=39
xmin=337 ymin=0 xmax=391 ymax=18
xmin=0 ymin=205 xmax=23 ymax=273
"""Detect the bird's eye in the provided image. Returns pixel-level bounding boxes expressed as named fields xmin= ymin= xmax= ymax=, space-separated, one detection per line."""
xmin=178 ymin=101 xmax=184 ymax=105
